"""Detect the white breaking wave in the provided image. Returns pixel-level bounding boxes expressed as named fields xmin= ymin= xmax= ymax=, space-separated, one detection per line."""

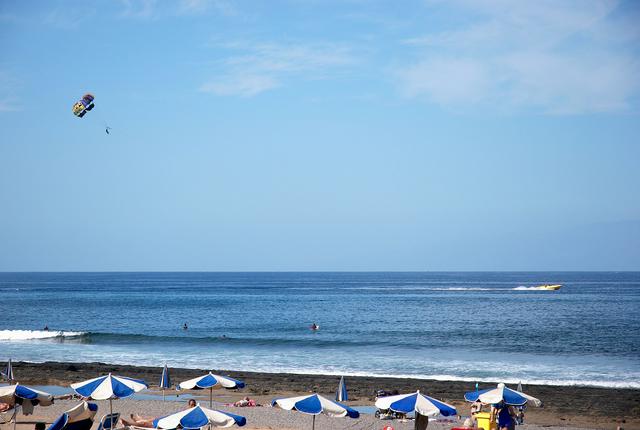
xmin=513 ymin=286 xmax=548 ymax=291
xmin=0 ymin=330 xmax=86 ymax=341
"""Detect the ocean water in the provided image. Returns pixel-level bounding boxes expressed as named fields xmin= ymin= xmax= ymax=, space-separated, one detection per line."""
xmin=1 ymin=272 xmax=639 ymax=389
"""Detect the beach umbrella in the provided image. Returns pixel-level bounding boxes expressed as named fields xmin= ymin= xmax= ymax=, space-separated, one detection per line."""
xmin=0 ymin=384 xmax=54 ymax=430
xmin=70 ymin=373 xmax=148 ymax=425
xmin=375 ymin=391 xmax=457 ymax=417
xmin=0 ymin=384 xmax=54 ymax=407
xmin=272 ymin=393 xmax=359 ymax=430
xmin=375 ymin=390 xmax=456 ymax=430
xmin=154 ymin=404 xmax=246 ymax=429
xmin=47 ymin=401 xmax=98 ymax=430
xmin=517 ymin=381 xmax=523 ymax=392
xmin=160 ymin=364 xmax=171 ymax=401
xmin=335 ymin=376 xmax=347 ymax=402
xmin=177 ymin=372 xmax=245 ymax=408
xmin=464 ymin=382 xmax=542 ymax=407
xmin=2 ymin=359 xmax=14 ymax=383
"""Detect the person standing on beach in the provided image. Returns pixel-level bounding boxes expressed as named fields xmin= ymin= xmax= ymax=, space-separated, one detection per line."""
xmin=490 ymin=402 xmax=517 ymax=430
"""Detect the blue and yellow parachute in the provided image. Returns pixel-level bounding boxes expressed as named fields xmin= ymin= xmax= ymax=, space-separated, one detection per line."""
xmin=72 ymin=93 xmax=95 ymax=118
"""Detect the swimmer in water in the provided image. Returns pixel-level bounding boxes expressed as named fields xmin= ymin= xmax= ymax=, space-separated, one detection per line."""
xmin=183 ymin=322 xmax=188 ymax=330
xmin=43 ymin=325 xmax=49 ymax=331
xmin=310 ymin=323 xmax=319 ymax=331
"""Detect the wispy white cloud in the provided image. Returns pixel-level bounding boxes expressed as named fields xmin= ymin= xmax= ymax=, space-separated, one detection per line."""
xmin=0 ymin=98 xmax=21 ymax=113
xmin=201 ymin=41 xmax=357 ymax=97
xmin=43 ymin=6 xmax=96 ymax=29
xmin=0 ymin=13 xmax=20 ymax=23
xmin=0 ymin=71 xmax=22 ymax=113
xmin=201 ymin=74 xmax=278 ymax=97
xmin=119 ymin=0 xmax=157 ymax=19
xmin=117 ymin=0 xmax=234 ymax=19
xmin=397 ymin=0 xmax=640 ymax=114
xmin=179 ymin=0 xmax=236 ymax=16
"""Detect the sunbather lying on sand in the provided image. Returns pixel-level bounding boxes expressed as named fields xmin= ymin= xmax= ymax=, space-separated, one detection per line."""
xmin=233 ymin=397 xmax=258 ymax=407
xmin=121 ymin=414 xmax=155 ymax=428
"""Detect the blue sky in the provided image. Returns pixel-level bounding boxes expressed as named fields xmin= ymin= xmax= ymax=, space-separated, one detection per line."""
xmin=0 ymin=0 xmax=639 ymax=271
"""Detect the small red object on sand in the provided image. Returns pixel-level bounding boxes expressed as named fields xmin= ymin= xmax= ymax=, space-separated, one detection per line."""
xmin=382 ymin=426 xmax=394 ymax=430
xmin=451 ymin=428 xmax=481 ymax=430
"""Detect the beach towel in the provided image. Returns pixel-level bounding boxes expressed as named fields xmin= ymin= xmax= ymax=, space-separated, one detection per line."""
xmin=21 ymin=400 xmax=34 ymax=415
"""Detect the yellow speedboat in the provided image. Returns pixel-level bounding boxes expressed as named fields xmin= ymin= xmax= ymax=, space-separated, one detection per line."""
xmin=536 ymin=284 xmax=562 ymax=291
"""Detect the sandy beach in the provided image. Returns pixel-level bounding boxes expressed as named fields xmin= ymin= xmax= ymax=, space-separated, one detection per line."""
xmin=8 ymin=397 xmax=608 ymax=430
xmin=6 ymin=361 xmax=639 ymax=429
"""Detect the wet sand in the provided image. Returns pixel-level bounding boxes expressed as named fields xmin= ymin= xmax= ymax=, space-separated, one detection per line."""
xmin=9 ymin=361 xmax=640 ymax=429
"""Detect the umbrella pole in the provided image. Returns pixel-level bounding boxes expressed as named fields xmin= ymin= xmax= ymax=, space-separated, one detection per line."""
xmin=110 ymin=398 xmax=113 ymax=430
xmin=312 ymin=415 xmax=315 ymax=430
xmin=162 ymin=389 xmax=165 ymax=402
xmin=209 ymin=387 xmax=213 ymax=408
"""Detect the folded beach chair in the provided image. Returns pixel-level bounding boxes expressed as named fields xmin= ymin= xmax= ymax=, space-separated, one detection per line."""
xmin=47 ymin=402 xmax=98 ymax=430
xmin=97 ymin=412 xmax=120 ymax=430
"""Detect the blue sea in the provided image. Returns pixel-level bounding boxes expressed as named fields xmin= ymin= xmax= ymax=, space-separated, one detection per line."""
xmin=1 ymin=272 xmax=639 ymax=389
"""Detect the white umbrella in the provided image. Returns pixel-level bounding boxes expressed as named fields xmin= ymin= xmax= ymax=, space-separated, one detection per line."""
xmin=273 ymin=393 xmax=359 ymax=430
xmin=178 ymin=372 xmax=244 ymax=408
xmin=154 ymin=404 xmax=246 ymax=428
xmin=464 ymin=382 xmax=542 ymax=406
xmin=0 ymin=384 xmax=54 ymax=430
xmin=159 ymin=364 xmax=171 ymax=401
xmin=70 ymin=373 xmax=148 ymax=425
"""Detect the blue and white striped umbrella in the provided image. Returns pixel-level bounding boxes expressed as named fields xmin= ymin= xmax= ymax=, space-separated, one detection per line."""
xmin=154 ymin=404 xmax=246 ymax=429
xmin=3 ymin=359 xmax=14 ymax=382
xmin=0 ymin=384 xmax=54 ymax=407
xmin=70 ymin=373 xmax=148 ymax=422
xmin=178 ymin=373 xmax=245 ymax=408
xmin=71 ymin=373 xmax=148 ymax=400
xmin=464 ymin=383 xmax=542 ymax=407
xmin=160 ymin=364 xmax=171 ymax=401
xmin=335 ymin=376 xmax=347 ymax=402
xmin=273 ymin=393 xmax=359 ymax=430
xmin=47 ymin=401 xmax=98 ymax=430
xmin=375 ymin=391 xmax=457 ymax=417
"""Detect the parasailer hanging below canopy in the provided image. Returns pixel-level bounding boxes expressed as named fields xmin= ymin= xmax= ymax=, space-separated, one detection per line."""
xmin=72 ymin=93 xmax=95 ymax=118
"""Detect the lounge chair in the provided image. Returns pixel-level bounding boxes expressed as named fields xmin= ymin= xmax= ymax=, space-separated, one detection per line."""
xmin=97 ymin=412 xmax=120 ymax=430
xmin=47 ymin=402 xmax=98 ymax=430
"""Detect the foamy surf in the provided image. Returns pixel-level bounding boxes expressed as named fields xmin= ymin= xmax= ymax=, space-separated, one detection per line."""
xmin=0 ymin=330 xmax=86 ymax=341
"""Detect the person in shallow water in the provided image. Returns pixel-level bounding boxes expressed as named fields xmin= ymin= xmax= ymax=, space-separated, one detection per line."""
xmin=121 ymin=399 xmax=197 ymax=428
